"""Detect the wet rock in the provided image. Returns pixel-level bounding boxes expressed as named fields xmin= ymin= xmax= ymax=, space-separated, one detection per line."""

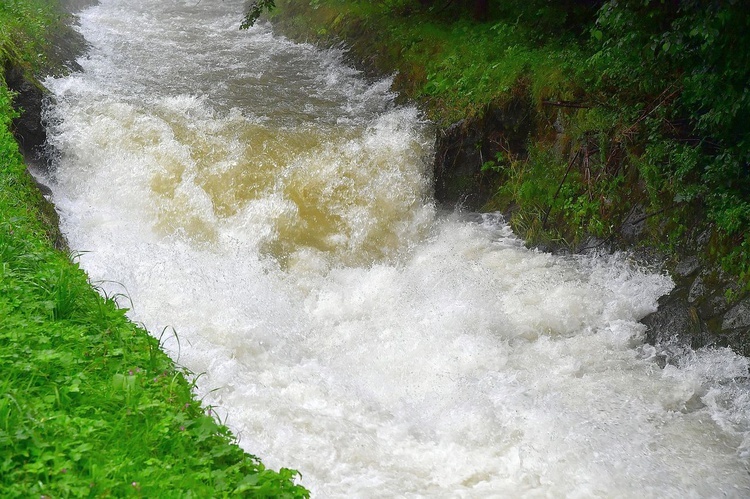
xmin=642 ymin=296 xmax=707 ymax=348
xmin=675 ymin=256 xmax=701 ymax=278
xmin=576 ymin=236 xmax=609 ymax=254
xmin=688 ymin=276 xmax=705 ymax=303
xmin=722 ymin=298 xmax=750 ymax=330
xmin=433 ymin=95 xmax=534 ymax=210
xmin=643 ymin=272 xmax=750 ymax=357
xmin=715 ymin=327 xmax=750 ymax=356
xmin=696 ymin=229 xmax=712 ymax=249
xmin=698 ymin=291 xmax=731 ymax=320
xmin=620 ymin=204 xmax=646 ymax=242
xmin=4 ymin=67 xmax=48 ymax=159
xmin=433 ymin=119 xmax=486 ymax=208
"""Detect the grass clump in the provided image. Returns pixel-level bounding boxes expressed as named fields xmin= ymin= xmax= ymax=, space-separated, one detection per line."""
xmin=1 ymin=2 xmax=308 ymax=496
xmin=0 ymin=0 xmax=57 ymax=73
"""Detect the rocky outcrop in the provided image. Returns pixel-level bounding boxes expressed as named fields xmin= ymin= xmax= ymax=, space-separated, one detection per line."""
xmin=433 ymin=93 xmax=534 ymax=210
xmin=642 ymin=257 xmax=750 ymax=357
xmin=5 ymin=0 xmax=88 ymax=165
xmin=5 ymin=66 xmax=49 ymax=161
xmin=3 ymin=0 xmax=90 ymax=251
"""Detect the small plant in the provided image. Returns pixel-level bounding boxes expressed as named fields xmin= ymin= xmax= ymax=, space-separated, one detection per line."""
xmin=240 ymin=0 xmax=277 ymax=28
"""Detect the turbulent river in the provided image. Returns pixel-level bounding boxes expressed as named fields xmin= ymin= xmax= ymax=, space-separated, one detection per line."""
xmin=44 ymin=0 xmax=750 ymax=496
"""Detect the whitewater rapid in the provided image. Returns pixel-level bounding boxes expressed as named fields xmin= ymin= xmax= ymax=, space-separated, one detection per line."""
xmin=45 ymin=0 xmax=750 ymax=496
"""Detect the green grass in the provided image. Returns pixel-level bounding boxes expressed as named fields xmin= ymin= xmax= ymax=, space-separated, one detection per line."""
xmin=1 ymin=2 xmax=308 ymax=496
xmin=275 ymin=0 xmax=583 ymax=125
xmin=389 ymin=18 xmax=580 ymax=124
xmin=0 ymin=0 xmax=57 ymax=72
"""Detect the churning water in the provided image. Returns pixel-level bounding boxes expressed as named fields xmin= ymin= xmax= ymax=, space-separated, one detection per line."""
xmin=45 ymin=0 xmax=750 ymax=496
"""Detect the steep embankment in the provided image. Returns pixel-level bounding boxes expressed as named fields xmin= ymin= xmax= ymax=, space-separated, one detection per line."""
xmin=1 ymin=1 xmax=308 ymax=495
xmin=268 ymin=0 xmax=750 ymax=356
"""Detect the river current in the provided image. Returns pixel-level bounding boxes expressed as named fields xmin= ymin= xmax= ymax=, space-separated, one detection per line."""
xmin=44 ymin=0 xmax=750 ymax=496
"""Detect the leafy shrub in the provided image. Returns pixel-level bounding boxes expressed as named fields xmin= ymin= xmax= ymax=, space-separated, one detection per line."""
xmin=588 ymin=0 xmax=750 ymax=239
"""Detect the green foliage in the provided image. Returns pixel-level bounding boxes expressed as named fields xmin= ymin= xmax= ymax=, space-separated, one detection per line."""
xmin=241 ymin=0 xmax=278 ymax=28
xmin=407 ymin=19 xmax=578 ymax=122
xmin=288 ymin=0 xmax=584 ymax=124
xmin=588 ymin=0 xmax=750 ymax=235
xmin=492 ymin=141 xmax=621 ymax=247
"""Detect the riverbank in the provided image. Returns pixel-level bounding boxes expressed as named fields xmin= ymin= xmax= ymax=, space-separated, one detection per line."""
xmin=0 ymin=1 xmax=307 ymax=495
xmin=268 ymin=0 xmax=750 ymax=357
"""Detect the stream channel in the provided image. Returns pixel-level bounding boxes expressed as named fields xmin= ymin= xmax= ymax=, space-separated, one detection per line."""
xmin=43 ymin=0 xmax=750 ymax=496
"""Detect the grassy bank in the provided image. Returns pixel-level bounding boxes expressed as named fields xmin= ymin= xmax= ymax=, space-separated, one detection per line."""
xmin=270 ymin=0 xmax=749 ymax=289
xmin=271 ymin=0 xmax=588 ymax=125
xmin=1 ymin=1 xmax=308 ymax=496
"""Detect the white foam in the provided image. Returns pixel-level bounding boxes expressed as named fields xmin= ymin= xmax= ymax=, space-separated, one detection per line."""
xmin=45 ymin=0 xmax=750 ymax=496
